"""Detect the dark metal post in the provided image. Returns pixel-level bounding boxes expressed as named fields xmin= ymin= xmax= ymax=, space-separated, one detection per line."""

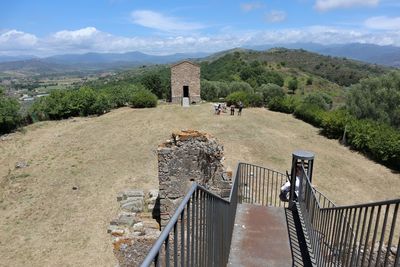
xmin=289 ymin=150 xmax=315 ymax=209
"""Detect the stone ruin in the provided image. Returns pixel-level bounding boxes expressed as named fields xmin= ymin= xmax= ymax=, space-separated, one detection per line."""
xmin=108 ymin=129 xmax=232 ymax=266
xmin=158 ymin=129 xmax=231 ymax=227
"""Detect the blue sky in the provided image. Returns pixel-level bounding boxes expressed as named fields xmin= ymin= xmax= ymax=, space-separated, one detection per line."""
xmin=1 ymin=0 xmax=400 ymax=56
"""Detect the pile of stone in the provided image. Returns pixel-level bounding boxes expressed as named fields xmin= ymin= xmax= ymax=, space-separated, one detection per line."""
xmin=108 ymin=189 xmax=161 ymax=267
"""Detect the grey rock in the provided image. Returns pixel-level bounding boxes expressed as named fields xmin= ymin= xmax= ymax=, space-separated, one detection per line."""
xmin=121 ymin=199 xmax=144 ymax=213
xmin=133 ymin=222 xmax=144 ymax=233
xmin=15 ymin=161 xmax=29 ymax=169
xmin=125 ymin=189 xmax=144 ymax=198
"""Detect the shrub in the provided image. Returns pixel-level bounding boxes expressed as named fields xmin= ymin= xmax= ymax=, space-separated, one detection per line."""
xmin=0 ymin=95 xmax=21 ymax=134
xmin=129 ymin=90 xmax=158 ymax=108
xmin=320 ymin=109 xmax=353 ymax=139
xmin=346 ymin=120 xmax=400 ymax=167
xmin=268 ymin=95 xmax=301 ymax=114
xmin=257 ymin=83 xmax=285 ymax=105
xmin=229 ymin=81 xmax=254 ymax=94
xmin=225 ymin=91 xmax=250 ymax=107
xmin=294 ymin=104 xmax=326 ymax=127
xmin=248 ymin=93 xmax=264 ymax=107
xmin=288 ymin=77 xmax=298 ymax=94
xmin=346 ymin=71 xmax=400 ymax=128
xmin=103 ymin=85 xmax=140 ymax=108
xmin=302 ymin=92 xmax=332 ymax=111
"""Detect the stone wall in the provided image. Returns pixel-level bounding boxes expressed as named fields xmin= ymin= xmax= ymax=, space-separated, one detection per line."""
xmin=157 ymin=129 xmax=231 ymax=226
xmin=108 ymin=189 xmax=160 ymax=267
xmin=170 ymin=61 xmax=201 ymax=104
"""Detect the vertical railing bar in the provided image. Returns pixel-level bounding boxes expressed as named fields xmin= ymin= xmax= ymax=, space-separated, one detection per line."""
xmin=258 ymin=166 xmax=262 ymax=204
xmin=355 ymin=206 xmax=369 ymax=266
xmin=191 ymin=192 xmax=195 ymax=266
xmin=262 ymin=168 xmax=265 ymax=206
xmin=266 ymin=169 xmax=270 ymax=205
xmin=393 ymin=235 xmax=400 ymax=267
xmin=326 ymin=208 xmax=337 ymax=265
xmin=195 ymin=190 xmax=199 ymax=267
xmin=186 ymin=198 xmax=191 ymax=267
xmin=368 ymin=205 xmax=382 ymax=267
xmin=274 ymin=171 xmax=278 ymax=207
xmin=337 ymin=208 xmax=350 ymax=264
xmin=349 ymin=207 xmax=363 ymax=267
xmin=375 ymin=204 xmax=390 ymax=267
xmin=180 ymin=209 xmax=185 ymax=267
xmin=173 ymin=222 xmax=178 ymax=267
xmin=361 ymin=206 xmax=375 ymax=266
xmin=344 ymin=208 xmax=358 ymax=266
xmin=383 ymin=203 xmax=398 ymax=267
xmin=165 ymin=234 xmax=170 ymax=267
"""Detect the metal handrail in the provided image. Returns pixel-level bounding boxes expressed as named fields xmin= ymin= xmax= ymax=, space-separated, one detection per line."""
xmin=140 ymin=162 xmax=241 ymax=266
xmin=295 ymin=164 xmax=400 ymax=267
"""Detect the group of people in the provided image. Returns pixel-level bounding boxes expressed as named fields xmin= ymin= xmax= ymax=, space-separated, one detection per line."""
xmin=214 ymin=101 xmax=244 ymax=116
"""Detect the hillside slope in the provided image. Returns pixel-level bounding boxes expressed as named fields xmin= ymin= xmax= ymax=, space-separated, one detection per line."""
xmin=0 ymin=104 xmax=399 ymax=266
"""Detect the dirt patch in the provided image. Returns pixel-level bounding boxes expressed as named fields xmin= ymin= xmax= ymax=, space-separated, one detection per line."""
xmin=0 ymin=103 xmax=399 ymax=266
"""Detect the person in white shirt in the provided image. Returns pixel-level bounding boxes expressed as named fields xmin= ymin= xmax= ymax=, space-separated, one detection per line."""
xmin=280 ymin=166 xmax=302 ymax=202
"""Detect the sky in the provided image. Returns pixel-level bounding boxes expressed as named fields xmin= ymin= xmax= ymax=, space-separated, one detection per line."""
xmin=1 ymin=0 xmax=400 ymax=56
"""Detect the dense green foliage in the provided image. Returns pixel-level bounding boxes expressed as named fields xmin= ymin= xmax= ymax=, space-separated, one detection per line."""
xmin=288 ymin=77 xmax=298 ymax=94
xmin=29 ymin=85 xmax=157 ymax=121
xmin=269 ymin=95 xmax=400 ymax=169
xmin=245 ymin=48 xmax=387 ymax=86
xmin=346 ymin=72 xmax=400 ymax=128
xmin=201 ymin=52 xmax=284 ymax=87
xmin=225 ymin=91 xmax=263 ymax=107
xmin=256 ymin=83 xmax=285 ymax=106
xmin=0 ymin=88 xmax=21 ymax=134
xmin=129 ymin=89 xmax=158 ymax=108
xmin=29 ymin=87 xmax=111 ymax=120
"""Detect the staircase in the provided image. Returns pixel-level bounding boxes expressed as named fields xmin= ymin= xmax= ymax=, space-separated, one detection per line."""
xmin=140 ymin=154 xmax=400 ymax=267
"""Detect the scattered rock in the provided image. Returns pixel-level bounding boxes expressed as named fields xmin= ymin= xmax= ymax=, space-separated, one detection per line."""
xmin=15 ymin=161 xmax=29 ymax=169
xmin=111 ymin=229 xmax=125 ymax=236
xmin=133 ymin=222 xmax=144 ymax=233
xmin=72 ymin=186 xmax=78 ymax=190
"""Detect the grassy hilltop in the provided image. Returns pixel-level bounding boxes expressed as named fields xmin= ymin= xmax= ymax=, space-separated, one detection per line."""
xmin=0 ymin=104 xmax=399 ymax=266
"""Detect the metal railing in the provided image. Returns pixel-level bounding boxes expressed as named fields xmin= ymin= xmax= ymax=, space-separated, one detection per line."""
xmin=238 ymin=163 xmax=288 ymax=207
xmin=295 ymin=165 xmax=400 ymax=267
xmin=141 ymin=164 xmax=240 ymax=267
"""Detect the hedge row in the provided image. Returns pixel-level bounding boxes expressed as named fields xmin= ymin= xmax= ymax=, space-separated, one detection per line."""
xmin=270 ymin=95 xmax=400 ymax=169
xmin=29 ymin=86 xmax=157 ymax=122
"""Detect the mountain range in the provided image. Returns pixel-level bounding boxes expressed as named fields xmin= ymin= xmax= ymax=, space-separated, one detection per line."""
xmin=0 ymin=43 xmax=398 ymax=76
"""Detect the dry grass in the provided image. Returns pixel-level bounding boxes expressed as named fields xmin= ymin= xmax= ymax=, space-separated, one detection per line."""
xmin=0 ymin=103 xmax=399 ymax=267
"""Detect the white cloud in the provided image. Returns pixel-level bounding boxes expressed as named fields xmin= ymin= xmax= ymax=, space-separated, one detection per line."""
xmin=265 ymin=10 xmax=287 ymax=23
xmin=1 ymin=26 xmax=400 ymax=57
xmin=314 ymin=0 xmax=379 ymax=11
xmin=0 ymin=30 xmax=38 ymax=52
xmin=131 ymin=10 xmax=205 ymax=33
xmin=240 ymin=2 xmax=263 ymax=12
xmin=365 ymin=16 xmax=400 ymax=30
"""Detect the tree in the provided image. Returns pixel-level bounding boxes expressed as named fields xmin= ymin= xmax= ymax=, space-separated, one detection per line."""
xmin=257 ymin=83 xmax=285 ymax=105
xmin=140 ymin=73 xmax=163 ymax=99
xmin=288 ymin=77 xmax=298 ymax=94
xmin=0 ymin=94 xmax=21 ymax=134
xmin=346 ymin=71 xmax=400 ymax=128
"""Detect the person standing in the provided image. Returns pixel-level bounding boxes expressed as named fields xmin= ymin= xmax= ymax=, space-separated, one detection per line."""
xmin=238 ymin=101 xmax=243 ymax=116
xmin=230 ymin=104 xmax=235 ymax=115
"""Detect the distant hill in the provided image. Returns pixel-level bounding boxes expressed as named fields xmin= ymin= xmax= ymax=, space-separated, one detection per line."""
xmin=200 ymin=48 xmax=389 ymax=86
xmin=0 ymin=51 xmax=210 ymax=76
xmin=247 ymin=43 xmax=400 ymax=67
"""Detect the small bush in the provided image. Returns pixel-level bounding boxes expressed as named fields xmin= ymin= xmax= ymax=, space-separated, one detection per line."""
xmin=294 ymin=104 xmax=326 ymax=127
xmin=302 ymin=92 xmax=332 ymax=111
xmin=320 ymin=109 xmax=353 ymax=139
xmin=269 ymin=95 xmax=301 ymax=114
xmin=129 ymin=90 xmax=158 ymax=108
xmin=346 ymin=120 xmax=400 ymax=167
xmin=257 ymin=83 xmax=285 ymax=105
xmin=248 ymin=93 xmax=264 ymax=107
xmin=0 ymin=95 xmax=21 ymax=134
xmin=226 ymin=91 xmax=250 ymax=107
